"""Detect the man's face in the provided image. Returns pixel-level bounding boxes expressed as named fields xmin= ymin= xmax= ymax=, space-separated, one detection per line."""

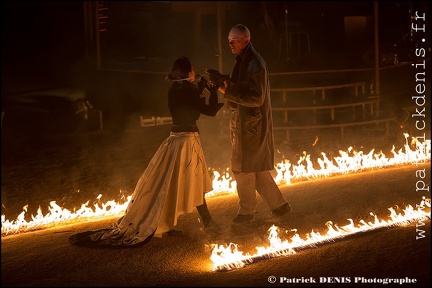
xmin=228 ymin=29 xmax=249 ymax=55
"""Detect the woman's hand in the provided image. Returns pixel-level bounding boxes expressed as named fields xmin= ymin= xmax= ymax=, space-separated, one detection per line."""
xmin=218 ymin=81 xmax=228 ymax=94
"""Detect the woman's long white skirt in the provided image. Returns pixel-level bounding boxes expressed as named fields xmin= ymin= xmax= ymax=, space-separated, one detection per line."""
xmin=69 ymin=132 xmax=213 ymax=246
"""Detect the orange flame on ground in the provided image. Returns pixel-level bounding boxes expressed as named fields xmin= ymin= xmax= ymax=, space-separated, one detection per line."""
xmin=1 ymin=134 xmax=430 ymax=236
xmin=1 ymin=196 xmax=131 ymax=236
xmin=272 ymin=133 xmax=430 ymax=185
xmin=209 ymin=134 xmax=430 ymax=195
xmin=210 ymin=197 xmax=431 ymax=271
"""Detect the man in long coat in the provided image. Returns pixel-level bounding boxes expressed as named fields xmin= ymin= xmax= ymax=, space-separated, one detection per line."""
xmin=218 ymin=24 xmax=291 ymax=224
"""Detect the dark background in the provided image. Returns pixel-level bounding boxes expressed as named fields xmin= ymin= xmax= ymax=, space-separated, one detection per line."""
xmin=1 ymin=1 xmax=429 ymax=134
xmin=2 ymin=1 xmax=422 ymax=89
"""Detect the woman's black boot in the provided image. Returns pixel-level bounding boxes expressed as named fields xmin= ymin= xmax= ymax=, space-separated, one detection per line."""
xmin=196 ymin=199 xmax=213 ymax=228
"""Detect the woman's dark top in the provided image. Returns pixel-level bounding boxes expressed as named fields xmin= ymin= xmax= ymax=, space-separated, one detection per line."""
xmin=168 ymin=80 xmax=224 ymax=132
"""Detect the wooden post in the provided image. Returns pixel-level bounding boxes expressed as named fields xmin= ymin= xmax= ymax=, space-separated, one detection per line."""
xmin=194 ymin=9 xmax=202 ymax=56
xmin=95 ymin=2 xmax=101 ymax=70
xmin=217 ymin=1 xmax=224 ymax=73
xmin=374 ymin=1 xmax=380 ymax=96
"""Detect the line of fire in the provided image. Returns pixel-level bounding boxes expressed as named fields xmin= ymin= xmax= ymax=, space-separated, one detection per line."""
xmin=1 ymin=133 xmax=430 ymax=270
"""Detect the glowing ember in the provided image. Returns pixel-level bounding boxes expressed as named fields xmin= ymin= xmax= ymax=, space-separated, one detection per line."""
xmin=210 ymin=197 xmax=431 ymax=271
xmin=1 ymin=134 xmax=430 ymax=237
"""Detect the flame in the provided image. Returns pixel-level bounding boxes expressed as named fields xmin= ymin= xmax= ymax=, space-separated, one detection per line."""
xmin=1 ymin=134 xmax=430 ymax=237
xmin=207 ymin=168 xmax=237 ymax=197
xmin=1 ymin=195 xmax=131 ymax=236
xmin=273 ymin=133 xmax=431 ymax=185
xmin=210 ymin=197 xmax=431 ymax=271
xmin=211 ymin=133 xmax=430 ymax=192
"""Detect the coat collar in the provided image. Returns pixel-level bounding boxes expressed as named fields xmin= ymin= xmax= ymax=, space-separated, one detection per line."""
xmin=237 ymin=42 xmax=255 ymax=63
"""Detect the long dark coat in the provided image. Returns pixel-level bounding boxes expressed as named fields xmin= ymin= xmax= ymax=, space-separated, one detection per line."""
xmin=224 ymin=43 xmax=275 ymax=173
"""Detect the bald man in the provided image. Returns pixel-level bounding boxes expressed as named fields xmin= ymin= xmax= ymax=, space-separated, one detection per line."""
xmin=218 ymin=24 xmax=291 ymax=224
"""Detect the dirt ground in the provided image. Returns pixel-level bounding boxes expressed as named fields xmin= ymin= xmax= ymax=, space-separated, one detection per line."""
xmin=1 ymin=120 xmax=431 ymax=287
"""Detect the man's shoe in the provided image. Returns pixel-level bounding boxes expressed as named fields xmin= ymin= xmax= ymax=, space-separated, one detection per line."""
xmin=231 ymin=214 xmax=255 ymax=225
xmin=271 ymin=203 xmax=291 ymax=217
